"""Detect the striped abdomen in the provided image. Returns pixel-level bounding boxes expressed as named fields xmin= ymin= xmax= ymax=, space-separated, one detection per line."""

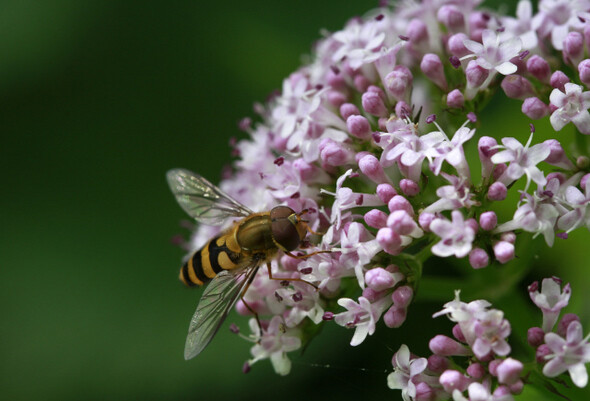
xmin=179 ymin=235 xmax=243 ymax=287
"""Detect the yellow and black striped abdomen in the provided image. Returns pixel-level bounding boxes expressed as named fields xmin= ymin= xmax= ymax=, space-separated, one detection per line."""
xmin=179 ymin=235 xmax=243 ymax=287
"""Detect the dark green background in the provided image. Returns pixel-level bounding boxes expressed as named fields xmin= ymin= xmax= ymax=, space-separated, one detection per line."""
xmin=2 ymin=1 xmax=589 ymax=400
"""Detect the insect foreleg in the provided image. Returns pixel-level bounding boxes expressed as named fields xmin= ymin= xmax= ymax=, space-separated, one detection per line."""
xmin=266 ymin=262 xmax=318 ymax=290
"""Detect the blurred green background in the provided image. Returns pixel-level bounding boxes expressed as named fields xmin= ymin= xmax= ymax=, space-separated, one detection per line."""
xmin=2 ymin=0 xmax=589 ymax=400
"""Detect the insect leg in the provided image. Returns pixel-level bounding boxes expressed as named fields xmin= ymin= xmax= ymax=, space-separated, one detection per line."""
xmin=266 ymin=262 xmax=318 ymax=290
xmin=239 ymin=270 xmax=263 ymax=335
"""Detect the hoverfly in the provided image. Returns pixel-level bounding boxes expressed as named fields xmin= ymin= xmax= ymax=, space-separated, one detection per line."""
xmin=167 ymin=168 xmax=322 ymax=359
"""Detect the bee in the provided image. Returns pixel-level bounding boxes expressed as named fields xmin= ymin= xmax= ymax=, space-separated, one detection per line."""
xmin=167 ymin=168 xmax=322 ymax=360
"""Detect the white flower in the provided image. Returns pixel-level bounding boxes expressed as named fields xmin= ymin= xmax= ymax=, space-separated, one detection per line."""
xmin=549 ymin=83 xmax=590 ymax=135
xmin=387 ymin=344 xmax=428 ymax=401
xmin=334 ymin=295 xmax=391 ymax=346
xmin=430 ymin=211 xmax=476 ymax=258
xmin=529 ymin=278 xmax=572 ymax=332
xmin=544 ymin=321 xmax=590 ymax=387
xmin=558 ymin=183 xmax=590 ymax=232
xmin=462 ymin=29 xmax=522 ymax=75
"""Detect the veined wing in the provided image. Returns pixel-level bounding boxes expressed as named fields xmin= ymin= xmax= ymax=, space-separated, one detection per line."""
xmin=184 ymin=263 xmax=261 ymax=359
xmin=167 ymin=168 xmax=253 ymax=226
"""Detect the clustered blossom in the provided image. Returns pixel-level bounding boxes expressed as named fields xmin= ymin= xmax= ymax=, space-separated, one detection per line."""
xmin=174 ymin=0 xmax=590 ymax=395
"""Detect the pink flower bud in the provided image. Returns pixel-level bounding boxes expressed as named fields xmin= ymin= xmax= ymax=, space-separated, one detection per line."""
xmin=550 ymin=70 xmax=570 ymax=91
xmin=421 ymin=53 xmax=448 ymax=90
xmin=384 ymin=65 xmax=413 ymax=100
xmin=362 ymin=90 xmax=388 ymax=117
xmin=579 ymin=59 xmax=590 ymax=87
xmin=479 ymin=211 xmax=497 ymax=231
xmin=500 ymin=231 xmax=516 ymax=243
xmin=488 ymin=359 xmax=502 ymax=376
xmin=581 ymin=173 xmax=590 ymax=191
xmin=414 ymin=382 xmax=435 ymax=401
xmin=427 ymin=355 xmax=450 ymax=373
xmin=429 ymin=335 xmax=470 ymax=356
xmin=439 ymin=369 xmax=470 ymax=393
xmin=494 ymin=385 xmax=513 ymax=398
xmin=501 ymin=75 xmax=534 ymax=99
xmin=388 ymin=195 xmax=414 ymax=215
xmin=392 ymin=285 xmax=413 ymax=308
xmin=469 ymin=248 xmax=489 ymax=269
xmin=466 ymin=218 xmax=478 ymax=234
xmin=354 ymin=74 xmax=371 ymax=92
xmin=388 ymin=210 xmax=418 ymax=236
xmin=488 ymin=182 xmax=507 ymax=201
xmin=466 ymin=60 xmax=489 ymax=87
xmin=347 ymin=115 xmax=371 ymax=139
xmin=466 ymin=363 xmax=486 ymax=379
xmin=526 ymin=55 xmax=551 ymax=82
xmin=557 ymin=313 xmax=580 ymax=337
xmin=362 ymin=287 xmax=381 ymax=303
xmin=365 ymin=267 xmax=396 ymax=291
xmin=364 ymin=209 xmax=388 ymax=228
xmin=400 ymin=178 xmax=420 ymax=196
xmin=377 ymin=227 xmax=403 ymax=255
xmin=359 ymin=154 xmax=389 ymax=183
xmin=437 ymin=5 xmax=464 ymax=32
xmin=563 ymin=31 xmax=584 ymax=66
xmin=494 ymin=241 xmax=515 ymax=264
xmin=522 ymin=97 xmax=550 ymax=119
xmin=418 ymin=212 xmax=435 ymax=231
xmin=326 ymin=67 xmax=346 ymax=89
xmin=527 ymin=326 xmax=545 ymax=347
xmin=340 ymin=102 xmax=360 ymax=119
xmin=407 ymin=18 xmax=428 ymax=44
xmin=447 ymin=33 xmax=470 ymax=57
xmin=577 ymin=155 xmax=590 ymax=168
xmin=536 ymin=344 xmax=551 ymax=363
xmin=319 ymin=139 xmax=354 ymax=166
xmin=447 ymin=89 xmax=465 ymax=108
xmin=544 ymin=139 xmax=574 ymax=169
xmin=492 ymin=163 xmax=507 ymax=181
xmin=497 ymin=358 xmax=523 ymax=385
xmin=377 ymin=183 xmax=397 ymax=203
xmin=478 ymin=136 xmax=498 ymax=179
xmin=509 ymin=380 xmax=524 ymax=395
xmin=383 ymin=305 xmax=406 ymax=328
xmin=327 ymin=90 xmax=346 ymax=107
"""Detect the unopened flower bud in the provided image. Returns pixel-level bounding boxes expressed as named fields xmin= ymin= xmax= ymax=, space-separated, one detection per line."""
xmin=479 ymin=211 xmax=497 ymax=231
xmin=364 ymin=209 xmax=388 ymax=228
xmin=414 ymin=382 xmax=435 ymax=401
xmin=377 ymin=227 xmax=403 ymax=255
xmin=522 ymin=97 xmax=550 ymax=119
xmin=365 ymin=267 xmax=396 ymax=291
xmin=319 ymin=139 xmax=354 ymax=166
xmin=527 ymin=55 xmax=551 ymax=82
xmin=340 ymin=102 xmax=360 ymax=119
xmin=544 ymin=139 xmax=574 ymax=169
xmin=581 ymin=173 xmax=590 ymax=190
xmin=536 ymin=344 xmax=551 ymax=363
xmin=488 ymin=182 xmax=507 ymax=201
xmin=579 ymin=59 xmax=590 ymax=87
xmin=407 ymin=18 xmax=428 ymax=44
xmin=488 ymin=359 xmax=502 ymax=376
xmin=421 ymin=53 xmax=448 ymax=90
xmin=557 ymin=313 xmax=580 ymax=337
xmin=466 ymin=60 xmax=489 ymax=87
xmin=563 ymin=31 xmax=584 ymax=66
xmin=501 ymin=75 xmax=534 ymax=99
xmin=418 ymin=212 xmax=435 ymax=232
xmin=497 ymin=358 xmax=523 ymax=385
xmin=392 ymin=286 xmax=413 ymax=308
xmin=439 ymin=369 xmax=470 ymax=393
xmin=452 ymin=323 xmax=466 ymax=343
xmin=388 ymin=210 xmax=420 ymax=236
xmin=447 ymin=89 xmax=465 ymax=108
xmin=359 ymin=154 xmax=389 ymax=183
xmin=326 ymin=67 xmax=346 ymax=89
xmin=384 ymin=66 xmax=413 ymax=100
xmin=429 ymin=335 xmax=470 ymax=356
xmin=427 ymin=355 xmax=450 ymax=373
xmin=494 ymin=241 xmax=515 ymax=263
xmin=550 ymin=70 xmax=570 ymax=91
xmin=527 ymin=326 xmax=545 ymax=347
xmin=377 ymin=183 xmax=397 ymax=203
xmin=362 ymin=88 xmax=388 ymax=117
xmin=467 ymin=363 xmax=486 ymax=379
xmin=500 ymin=232 xmax=516 ymax=243
xmin=437 ymin=5 xmax=464 ymax=32
xmin=383 ymin=305 xmax=406 ymax=328
xmin=469 ymin=248 xmax=489 ymax=269
xmin=492 ymin=163 xmax=507 ymax=181
xmin=354 ymin=74 xmax=371 ymax=92
xmin=347 ymin=115 xmax=371 ymax=139
xmin=447 ymin=33 xmax=469 ymax=57
xmin=478 ymin=136 xmax=498 ymax=179
xmin=577 ymin=155 xmax=590 ymax=168
xmin=388 ymin=195 xmax=414 ymax=215
xmin=327 ymin=90 xmax=346 ymax=107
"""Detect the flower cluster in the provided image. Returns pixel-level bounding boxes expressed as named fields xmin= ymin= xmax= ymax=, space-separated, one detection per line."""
xmin=175 ymin=0 xmax=590 ymax=395
xmin=387 ymin=278 xmax=590 ymax=400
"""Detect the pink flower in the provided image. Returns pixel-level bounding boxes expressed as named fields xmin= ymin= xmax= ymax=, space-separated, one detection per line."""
xmin=549 ymin=83 xmax=590 ymax=135
xmin=543 ymin=321 xmax=590 ymax=387
xmin=430 ymin=211 xmax=476 ymax=258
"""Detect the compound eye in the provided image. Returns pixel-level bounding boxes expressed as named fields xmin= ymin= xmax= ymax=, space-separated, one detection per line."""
xmin=271 ymin=218 xmax=300 ymax=251
xmin=270 ymin=205 xmax=295 ymax=220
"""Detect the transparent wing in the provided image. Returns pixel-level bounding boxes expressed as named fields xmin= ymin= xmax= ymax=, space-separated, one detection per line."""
xmin=184 ymin=263 xmax=261 ymax=359
xmin=167 ymin=168 xmax=253 ymax=226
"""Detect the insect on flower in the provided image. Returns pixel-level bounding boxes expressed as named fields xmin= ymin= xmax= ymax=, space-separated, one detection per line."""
xmin=167 ymin=169 xmax=325 ymax=359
